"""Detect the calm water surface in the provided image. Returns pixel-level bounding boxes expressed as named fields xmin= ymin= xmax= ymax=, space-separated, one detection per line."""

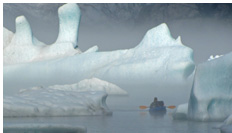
xmin=4 ymin=110 xmax=221 ymax=133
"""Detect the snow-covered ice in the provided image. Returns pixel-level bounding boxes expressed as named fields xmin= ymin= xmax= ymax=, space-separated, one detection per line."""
xmin=4 ymin=78 xmax=127 ymax=117
xmin=172 ymin=52 xmax=232 ymax=121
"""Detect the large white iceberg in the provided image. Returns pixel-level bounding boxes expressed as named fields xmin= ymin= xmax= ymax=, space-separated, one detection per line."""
xmin=4 ymin=77 xmax=125 ymax=117
xmin=4 ymin=22 xmax=195 ymax=94
xmin=4 ymin=18 xmax=195 ymax=92
xmin=173 ymin=52 xmax=232 ymax=121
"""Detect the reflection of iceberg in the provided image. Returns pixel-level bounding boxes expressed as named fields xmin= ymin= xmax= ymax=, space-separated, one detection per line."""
xmin=173 ymin=52 xmax=232 ymax=121
xmin=4 ymin=78 xmax=125 ymax=117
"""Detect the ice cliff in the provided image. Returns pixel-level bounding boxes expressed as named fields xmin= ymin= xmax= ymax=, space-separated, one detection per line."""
xmin=173 ymin=52 xmax=232 ymax=121
xmin=188 ymin=52 xmax=232 ymax=121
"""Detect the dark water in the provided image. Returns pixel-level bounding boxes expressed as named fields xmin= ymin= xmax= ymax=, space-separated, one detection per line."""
xmin=4 ymin=110 xmax=221 ymax=133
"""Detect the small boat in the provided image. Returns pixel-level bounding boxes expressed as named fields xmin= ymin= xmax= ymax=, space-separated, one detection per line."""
xmin=149 ymin=106 xmax=166 ymax=116
xmin=149 ymin=106 xmax=166 ymax=112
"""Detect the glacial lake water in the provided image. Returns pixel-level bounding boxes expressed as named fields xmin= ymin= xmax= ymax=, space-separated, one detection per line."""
xmin=3 ymin=83 xmax=222 ymax=133
xmin=4 ymin=110 xmax=221 ymax=133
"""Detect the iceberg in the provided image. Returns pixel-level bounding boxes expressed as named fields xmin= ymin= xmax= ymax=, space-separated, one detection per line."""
xmin=4 ymin=3 xmax=195 ymax=103
xmin=4 ymin=77 xmax=127 ymax=117
xmin=4 ymin=124 xmax=87 ymax=133
xmin=173 ymin=52 xmax=232 ymax=121
xmin=4 ymin=22 xmax=195 ymax=94
xmin=188 ymin=52 xmax=232 ymax=121
xmin=172 ymin=103 xmax=188 ymax=120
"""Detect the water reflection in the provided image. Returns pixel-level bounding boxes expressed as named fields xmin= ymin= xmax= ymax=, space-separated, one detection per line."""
xmin=149 ymin=109 xmax=166 ymax=118
xmin=4 ymin=111 xmax=221 ymax=133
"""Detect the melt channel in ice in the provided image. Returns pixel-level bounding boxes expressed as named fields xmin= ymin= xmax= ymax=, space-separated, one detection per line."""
xmin=173 ymin=52 xmax=232 ymax=121
xmin=4 ymin=78 xmax=126 ymax=117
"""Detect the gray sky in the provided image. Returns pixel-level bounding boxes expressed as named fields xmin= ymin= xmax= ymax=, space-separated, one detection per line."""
xmin=3 ymin=3 xmax=232 ymax=64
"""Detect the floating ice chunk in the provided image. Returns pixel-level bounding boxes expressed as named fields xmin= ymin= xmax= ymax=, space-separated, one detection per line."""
xmin=4 ymin=88 xmax=111 ymax=117
xmin=188 ymin=52 xmax=232 ymax=121
xmin=172 ymin=103 xmax=188 ymax=120
xmin=4 ymin=124 xmax=87 ymax=133
xmin=4 ymin=77 xmax=126 ymax=117
xmin=55 ymin=3 xmax=81 ymax=48
xmin=208 ymin=54 xmax=223 ymax=61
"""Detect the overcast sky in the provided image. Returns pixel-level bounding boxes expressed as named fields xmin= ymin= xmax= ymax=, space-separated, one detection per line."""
xmin=3 ymin=3 xmax=232 ymax=64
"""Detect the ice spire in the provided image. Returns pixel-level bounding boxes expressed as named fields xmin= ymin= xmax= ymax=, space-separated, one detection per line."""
xmin=14 ymin=16 xmax=33 ymax=45
xmin=55 ymin=3 xmax=81 ymax=48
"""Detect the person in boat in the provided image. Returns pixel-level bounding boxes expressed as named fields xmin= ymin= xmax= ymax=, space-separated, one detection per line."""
xmin=150 ymin=97 xmax=164 ymax=108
